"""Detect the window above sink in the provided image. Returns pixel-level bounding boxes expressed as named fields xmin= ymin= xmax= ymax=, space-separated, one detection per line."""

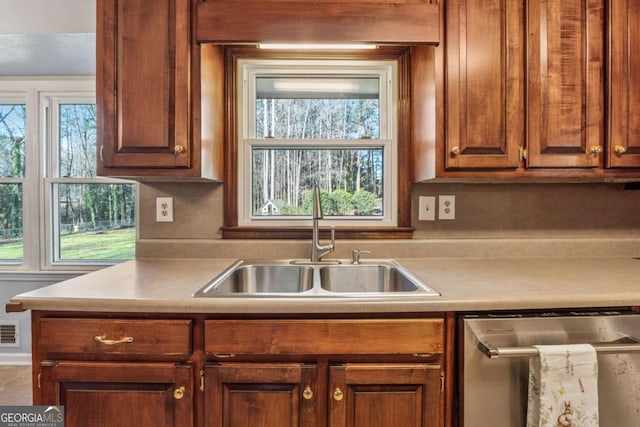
xmin=237 ymin=58 xmax=398 ymax=228
xmin=220 ymin=46 xmax=420 ymax=240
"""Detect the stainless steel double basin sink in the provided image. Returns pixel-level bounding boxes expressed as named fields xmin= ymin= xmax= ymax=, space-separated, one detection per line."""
xmin=193 ymin=259 xmax=439 ymax=297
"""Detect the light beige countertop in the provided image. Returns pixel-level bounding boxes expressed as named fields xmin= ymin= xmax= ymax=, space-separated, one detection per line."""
xmin=8 ymin=256 xmax=640 ymax=314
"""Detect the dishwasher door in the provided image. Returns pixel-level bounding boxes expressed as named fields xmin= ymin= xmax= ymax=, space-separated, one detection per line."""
xmin=461 ymin=312 xmax=640 ymax=427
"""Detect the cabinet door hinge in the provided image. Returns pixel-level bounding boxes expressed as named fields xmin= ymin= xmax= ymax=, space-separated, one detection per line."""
xmin=199 ymin=369 xmax=205 ymax=392
xmin=440 ymin=371 xmax=445 ymax=393
xmin=518 ymin=146 xmax=527 ymax=162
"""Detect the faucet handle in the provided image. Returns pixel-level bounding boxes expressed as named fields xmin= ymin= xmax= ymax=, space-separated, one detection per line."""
xmin=351 ymin=249 xmax=371 ymax=265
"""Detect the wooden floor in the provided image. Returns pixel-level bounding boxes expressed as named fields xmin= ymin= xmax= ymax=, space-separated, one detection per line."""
xmin=0 ymin=365 xmax=32 ymax=405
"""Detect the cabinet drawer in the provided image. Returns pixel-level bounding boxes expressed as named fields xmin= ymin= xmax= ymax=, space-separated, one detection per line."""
xmin=38 ymin=318 xmax=192 ymax=357
xmin=205 ymin=318 xmax=443 ymax=356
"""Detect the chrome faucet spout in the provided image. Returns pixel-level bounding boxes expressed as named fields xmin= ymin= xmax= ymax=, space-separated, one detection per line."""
xmin=311 ymin=185 xmax=335 ymax=262
xmin=312 ymin=185 xmax=323 ymax=220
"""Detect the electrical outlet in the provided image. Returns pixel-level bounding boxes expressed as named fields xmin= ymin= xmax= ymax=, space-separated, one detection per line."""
xmin=438 ymin=195 xmax=455 ymax=220
xmin=418 ymin=196 xmax=436 ymax=221
xmin=156 ymin=197 xmax=174 ymax=222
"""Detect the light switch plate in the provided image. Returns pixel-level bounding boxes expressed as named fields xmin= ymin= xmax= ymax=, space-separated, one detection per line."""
xmin=418 ymin=196 xmax=436 ymax=221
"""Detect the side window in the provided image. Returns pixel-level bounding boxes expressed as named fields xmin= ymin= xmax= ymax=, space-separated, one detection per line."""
xmin=0 ymin=101 xmax=26 ymax=263
xmin=46 ymin=98 xmax=136 ymax=264
xmin=0 ymin=81 xmax=136 ymax=271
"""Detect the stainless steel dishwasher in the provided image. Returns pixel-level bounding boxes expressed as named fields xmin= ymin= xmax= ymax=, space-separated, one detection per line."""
xmin=460 ymin=311 xmax=640 ymax=426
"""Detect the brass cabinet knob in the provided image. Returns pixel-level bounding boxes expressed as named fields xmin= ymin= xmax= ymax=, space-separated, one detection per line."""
xmin=174 ymin=144 xmax=185 ymax=154
xmin=333 ymin=387 xmax=344 ymax=401
xmin=518 ymin=146 xmax=527 ymax=162
xmin=302 ymin=386 xmax=313 ymax=400
xmin=173 ymin=386 xmax=185 ymax=400
xmin=614 ymin=145 xmax=627 ymax=155
xmin=450 ymin=146 xmax=460 ymax=156
xmin=590 ymin=145 xmax=603 ymax=156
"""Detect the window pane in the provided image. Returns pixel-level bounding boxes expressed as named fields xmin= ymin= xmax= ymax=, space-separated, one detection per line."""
xmin=0 ymin=104 xmax=26 ymax=177
xmin=255 ymin=77 xmax=380 ymax=139
xmin=0 ymin=183 xmax=23 ymax=261
xmin=55 ymin=183 xmax=135 ymax=261
xmin=251 ymin=148 xmax=383 ymax=217
xmin=59 ymin=104 xmax=97 ymax=178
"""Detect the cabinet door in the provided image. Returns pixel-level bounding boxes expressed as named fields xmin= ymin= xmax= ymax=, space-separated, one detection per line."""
xmin=205 ymin=363 xmax=318 ymax=427
xmin=527 ymin=0 xmax=604 ymax=168
xmin=39 ymin=361 xmax=193 ymax=427
xmin=444 ymin=0 xmax=524 ymax=170
xmin=608 ymin=0 xmax=640 ymax=167
xmin=97 ymin=0 xmax=191 ymax=172
xmin=328 ymin=364 xmax=443 ymax=427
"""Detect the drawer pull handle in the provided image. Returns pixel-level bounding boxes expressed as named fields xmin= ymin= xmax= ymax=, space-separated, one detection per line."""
xmin=94 ymin=335 xmax=134 ymax=345
xmin=413 ymin=353 xmax=435 ymax=358
xmin=213 ymin=353 xmax=236 ymax=358
xmin=333 ymin=387 xmax=344 ymax=401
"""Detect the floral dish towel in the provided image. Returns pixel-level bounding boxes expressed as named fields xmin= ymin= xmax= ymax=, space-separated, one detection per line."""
xmin=527 ymin=344 xmax=599 ymax=427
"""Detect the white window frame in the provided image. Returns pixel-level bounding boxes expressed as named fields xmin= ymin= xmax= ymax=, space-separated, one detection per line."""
xmin=0 ymin=77 xmax=136 ymax=273
xmin=237 ymin=59 xmax=398 ymax=227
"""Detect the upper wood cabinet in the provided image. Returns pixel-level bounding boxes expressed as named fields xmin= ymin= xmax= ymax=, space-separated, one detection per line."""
xmin=527 ymin=0 xmax=604 ymax=169
xmin=444 ymin=0 xmax=524 ymax=170
xmin=608 ymin=0 xmax=640 ymax=168
xmin=436 ymin=0 xmax=640 ymax=179
xmin=96 ymin=0 xmax=223 ymax=180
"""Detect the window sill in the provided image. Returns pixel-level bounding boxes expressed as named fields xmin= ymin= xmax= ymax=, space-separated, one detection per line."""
xmin=221 ymin=226 xmax=415 ymax=240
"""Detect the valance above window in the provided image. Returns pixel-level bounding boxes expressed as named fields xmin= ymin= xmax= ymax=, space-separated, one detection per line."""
xmin=196 ymin=1 xmax=440 ymax=45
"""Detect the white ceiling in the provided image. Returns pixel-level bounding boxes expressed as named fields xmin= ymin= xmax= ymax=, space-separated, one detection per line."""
xmin=0 ymin=0 xmax=96 ymax=76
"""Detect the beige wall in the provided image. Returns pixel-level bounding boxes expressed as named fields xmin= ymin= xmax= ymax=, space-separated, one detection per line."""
xmin=410 ymin=183 xmax=640 ymax=239
xmin=136 ymin=182 xmax=640 ymax=259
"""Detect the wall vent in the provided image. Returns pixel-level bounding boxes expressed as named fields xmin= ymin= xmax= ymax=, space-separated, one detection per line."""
xmin=0 ymin=322 xmax=19 ymax=347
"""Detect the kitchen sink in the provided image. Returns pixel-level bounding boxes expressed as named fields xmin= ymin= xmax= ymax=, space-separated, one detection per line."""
xmin=318 ymin=264 xmax=423 ymax=293
xmin=193 ymin=261 xmax=314 ymax=296
xmin=193 ymin=259 xmax=439 ymax=297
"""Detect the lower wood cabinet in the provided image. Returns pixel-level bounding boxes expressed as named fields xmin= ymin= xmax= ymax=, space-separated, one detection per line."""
xmin=204 ymin=362 xmax=442 ymax=427
xmin=31 ymin=313 xmax=449 ymax=427
xmin=329 ymin=363 xmax=442 ymax=427
xmin=203 ymin=318 xmax=446 ymax=426
xmin=205 ymin=363 xmax=318 ymax=426
xmin=39 ymin=361 xmax=193 ymax=427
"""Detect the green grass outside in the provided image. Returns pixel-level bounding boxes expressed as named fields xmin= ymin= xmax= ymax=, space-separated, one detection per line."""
xmin=0 ymin=228 xmax=135 ymax=261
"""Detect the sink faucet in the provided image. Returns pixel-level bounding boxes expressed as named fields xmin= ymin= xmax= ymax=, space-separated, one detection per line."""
xmin=311 ymin=184 xmax=335 ymax=263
